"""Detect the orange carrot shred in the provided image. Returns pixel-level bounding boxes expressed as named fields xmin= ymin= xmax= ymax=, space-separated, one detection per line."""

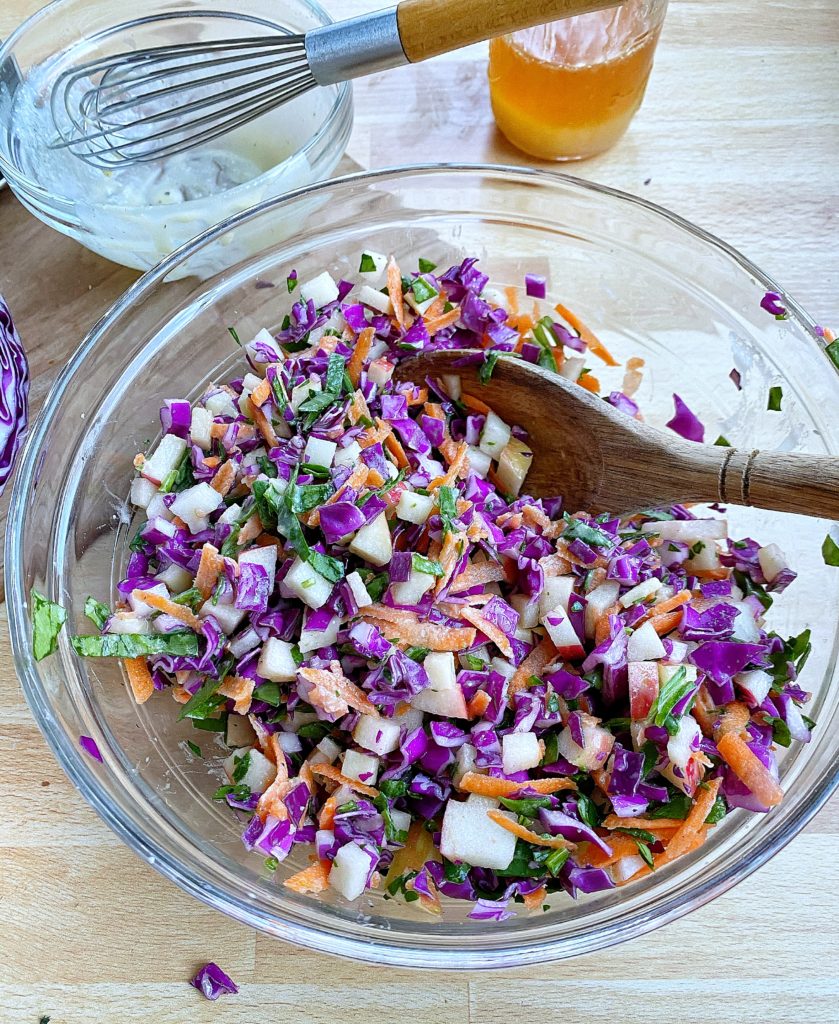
xmin=251 ymin=403 xmax=279 ymax=448
xmin=384 ymin=431 xmax=409 ymax=470
xmin=361 ymin=606 xmax=476 ymax=652
xmin=424 ymin=307 xmax=461 ymax=336
xmin=716 ymin=733 xmax=783 ymax=808
xmin=649 ymin=610 xmax=684 ymax=636
xmin=508 ymin=636 xmax=559 ymax=701
xmin=218 ymin=675 xmax=255 ymax=715
xmin=458 ymin=772 xmax=575 ymax=797
xmin=486 ymin=810 xmax=575 ymax=849
xmin=460 ymin=605 xmax=513 ymax=659
xmin=714 ymin=701 xmax=751 ymax=741
xmin=577 ymin=373 xmax=601 ymax=394
xmin=347 ymin=326 xmax=374 ymax=387
xmin=554 ymin=302 xmax=619 ymax=366
xmin=284 ymin=859 xmax=331 ymax=894
xmin=131 ymin=589 xmax=202 ymax=631
xmin=449 ymin=560 xmax=508 ymax=594
xmin=194 ymin=542 xmax=223 ymax=600
xmin=466 ymin=690 xmax=492 ymax=718
xmin=522 ymin=885 xmax=547 ymax=911
xmin=460 ymin=392 xmax=493 ymax=416
xmin=387 ymin=256 xmax=405 ymax=329
xmin=238 ymin=514 xmax=263 ymax=546
xmin=210 ymin=459 xmax=237 ymax=496
xmin=310 ymin=763 xmax=379 ymax=798
xmin=249 ymin=378 xmax=272 ymax=407
xmin=124 ymin=657 xmax=154 ymax=704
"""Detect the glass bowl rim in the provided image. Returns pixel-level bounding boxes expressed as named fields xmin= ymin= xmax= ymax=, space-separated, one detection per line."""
xmin=0 ymin=0 xmax=352 ymax=209
xmin=6 ymin=162 xmax=839 ymax=969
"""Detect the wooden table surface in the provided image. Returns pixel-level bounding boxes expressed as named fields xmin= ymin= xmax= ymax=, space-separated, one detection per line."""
xmin=1 ymin=1 xmax=837 ymax=1021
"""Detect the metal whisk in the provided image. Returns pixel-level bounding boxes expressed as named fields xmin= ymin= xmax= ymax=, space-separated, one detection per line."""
xmin=49 ymin=0 xmax=617 ymax=168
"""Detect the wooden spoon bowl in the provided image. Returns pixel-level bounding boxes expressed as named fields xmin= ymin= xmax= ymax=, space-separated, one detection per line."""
xmin=395 ymin=350 xmax=839 ymax=518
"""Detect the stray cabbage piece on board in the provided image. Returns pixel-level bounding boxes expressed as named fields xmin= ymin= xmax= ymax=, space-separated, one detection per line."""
xmin=31 ymin=256 xmax=818 ymax=920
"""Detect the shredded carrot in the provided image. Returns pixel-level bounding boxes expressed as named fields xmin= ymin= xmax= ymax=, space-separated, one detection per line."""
xmin=428 ymin=441 xmax=469 ymax=491
xmin=551 ymin=347 xmax=564 ymax=373
xmin=238 ymin=514 xmax=263 ymax=546
xmin=385 ymin=822 xmax=441 ymax=888
xmin=627 ymin=356 xmax=645 ymax=371
xmin=267 ymin=734 xmax=289 ymax=780
xmin=716 ymin=732 xmax=783 ymax=808
xmin=656 ymin=777 xmax=723 ymax=867
xmin=458 ymin=772 xmax=575 ymax=798
xmin=554 ymin=302 xmax=619 ymax=366
xmin=466 ymin=690 xmax=492 ymax=718
xmin=387 ymin=256 xmax=405 ymax=329
xmin=577 ymin=373 xmax=601 ymax=394
xmin=194 ymin=542 xmax=223 ymax=600
xmin=449 ymin=560 xmax=509 ymax=594
xmin=424 ymin=306 xmax=461 ymax=336
xmin=310 ymin=763 xmax=379 ymax=798
xmin=487 ymin=810 xmax=575 ymax=849
xmin=251 ymin=403 xmax=279 ymax=448
xmin=210 ymin=459 xmax=237 ymax=496
xmin=508 ymin=636 xmax=559 ymax=701
xmin=347 ymin=326 xmax=374 ymax=387
xmin=823 ymin=327 xmax=835 ymax=343
xmin=574 ymin=833 xmax=639 ymax=868
xmin=284 ymin=858 xmax=331 ymax=894
xmin=433 ymin=529 xmax=467 ymax=596
xmin=460 ymin=605 xmax=513 ymax=659
xmin=218 ymin=675 xmax=255 ymax=715
xmin=693 ymin=685 xmax=717 ymax=736
xmin=249 ymin=378 xmax=272 ymax=407
xmin=318 ymin=792 xmax=340 ymax=829
xmin=594 ymin=603 xmax=622 ymax=645
xmin=124 ymin=657 xmax=154 ymax=704
xmin=299 ymin=662 xmax=380 ymax=718
xmin=522 ymin=885 xmax=547 ymax=911
xmin=714 ymin=701 xmax=751 ymax=740
xmin=460 ymin=392 xmax=493 ymax=416
xmin=384 ymin=431 xmax=409 ymax=470
xmin=635 ymin=588 xmax=692 ymax=627
xmin=202 ymin=456 xmax=220 ymax=470
xmin=358 ymin=418 xmax=392 ymax=450
xmin=362 ymin=605 xmax=476 ymax=652
xmin=348 ymin=389 xmax=372 ymax=425
xmin=406 ymin=387 xmax=429 ymax=406
xmin=601 ymin=815 xmax=684 ymax=832
xmin=692 ymin=567 xmax=731 ymax=581
xmin=131 ymin=589 xmax=202 ymax=631
xmin=505 ymin=286 xmax=520 ymax=314
xmin=539 ymin=552 xmax=574 ymax=577
xmin=649 ymin=610 xmax=684 ymax=636
xmin=170 ymin=684 xmax=190 ymax=704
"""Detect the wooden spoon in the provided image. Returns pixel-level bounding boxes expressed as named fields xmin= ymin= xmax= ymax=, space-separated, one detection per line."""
xmin=394 ymin=351 xmax=839 ymax=518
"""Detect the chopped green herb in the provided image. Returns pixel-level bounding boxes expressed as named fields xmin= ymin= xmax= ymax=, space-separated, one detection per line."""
xmin=438 ymin=485 xmax=458 ymax=535
xmin=228 ymin=326 xmax=241 ymax=346
xmin=309 ymin=550 xmax=345 ymax=583
xmin=634 ymin=838 xmax=655 ymax=868
xmin=614 ymin=826 xmax=659 ymax=845
xmin=561 ymin=514 xmax=614 ymax=548
xmin=418 ymin=257 xmax=437 ymax=274
xmin=291 ymin=644 xmax=304 ymax=666
xmin=411 ymin=276 xmax=438 ymax=304
xmin=822 ymin=532 xmax=839 ymax=566
xmin=325 ymin=352 xmax=347 ymax=394
xmin=186 ymin=740 xmax=202 ymax=757
xmin=71 ymin=631 xmax=199 ymax=658
xmin=647 ymin=666 xmax=693 ymax=727
xmin=191 ymin=715 xmax=228 ymax=732
xmin=767 ymin=385 xmax=783 ymax=412
xmin=32 ymin=589 xmax=68 ymax=661
xmin=171 ymin=587 xmax=204 ymax=611
xmin=297 ymin=721 xmax=332 ymax=741
xmin=544 ymin=847 xmax=570 ymax=876
xmin=265 ymin=855 xmax=280 ymax=871
xmin=704 ymin=795 xmax=728 ymax=824
xmin=479 ymin=350 xmax=501 ymax=385
xmin=359 ymin=253 xmax=377 ymax=273
xmin=220 ymin=525 xmax=241 ymax=558
xmin=364 ymin=573 xmax=389 ymax=602
xmin=649 ymin=792 xmax=691 ymax=819
xmin=411 ymin=553 xmax=444 ymax=577
xmin=232 ymin=750 xmax=252 ymax=782
xmin=213 ymin=783 xmax=250 ymax=802
xmin=179 ymin=676 xmax=225 ymax=721
xmin=541 ymin=731 xmax=559 ymax=766
xmin=290 ymin=481 xmax=335 ymax=514
xmin=575 ymin=792 xmax=601 ymax=830
xmin=380 ymin=778 xmax=409 ymax=798
xmin=764 ymin=714 xmax=792 ymax=747
xmin=257 ymin=455 xmax=278 ymax=478
xmin=374 ymin=793 xmax=409 ymax=844
xmin=499 ymin=796 xmax=554 ymax=816
xmin=825 ymin=337 xmax=839 ymax=370
xmin=714 ymin=435 xmax=732 ymax=447
xmin=461 ymin=653 xmax=487 ymax=671
xmin=287 ymin=273 xmax=298 ymax=293
xmin=253 ymin=681 xmax=282 ymax=706
xmin=733 ymin=568 xmax=773 ymax=612
xmin=84 ymin=595 xmax=111 ymax=631
xmin=159 ymin=450 xmax=195 ymax=494
xmin=404 ymin=646 xmax=431 ymax=662
xmin=128 ymin=527 xmax=148 ymax=552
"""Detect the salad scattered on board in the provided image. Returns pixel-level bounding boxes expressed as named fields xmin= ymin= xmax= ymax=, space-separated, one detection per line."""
xmin=33 ymin=254 xmax=823 ymax=919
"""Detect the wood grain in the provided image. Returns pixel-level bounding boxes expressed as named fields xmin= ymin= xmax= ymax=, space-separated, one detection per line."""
xmin=397 ymin=0 xmax=619 ymax=62
xmin=0 ymin=1 xmax=837 ymax=1021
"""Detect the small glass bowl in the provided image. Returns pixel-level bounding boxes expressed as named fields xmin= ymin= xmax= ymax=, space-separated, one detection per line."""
xmin=0 ymin=0 xmax=352 ymax=276
xmin=6 ymin=165 xmax=839 ymax=969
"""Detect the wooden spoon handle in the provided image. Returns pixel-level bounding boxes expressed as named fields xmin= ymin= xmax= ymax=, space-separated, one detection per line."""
xmin=720 ymin=448 xmax=839 ymax=519
xmin=396 ymin=0 xmax=620 ymax=62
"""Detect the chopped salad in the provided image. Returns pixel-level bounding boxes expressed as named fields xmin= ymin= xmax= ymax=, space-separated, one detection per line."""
xmin=33 ymin=254 xmax=816 ymax=918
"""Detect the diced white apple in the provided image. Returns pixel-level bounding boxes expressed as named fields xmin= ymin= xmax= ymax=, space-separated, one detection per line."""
xmin=241 ymin=372 xmax=264 ymax=397
xmin=758 ymin=543 xmax=788 ymax=583
xmin=495 ymin=437 xmax=533 ymax=497
xmin=620 ymin=578 xmax=662 ymax=608
xmin=684 ymin=542 xmax=722 ymax=573
xmin=538 ymin=576 xmax=575 ymax=620
xmin=391 ymin=569 xmax=436 ymax=606
xmin=453 ymin=742 xmax=478 ymax=785
xmin=627 ymin=620 xmax=667 ymax=662
xmin=441 ymin=374 xmax=461 ymax=401
xmin=299 ymin=615 xmax=340 ymax=654
xmin=130 ymin=476 xmax=158 ymax=509
xmin=331 ymin=444 xmax=362 ymax=473
xmin=141 ymin=434 xmax=188 ymax=485
xmin=346 ymin=571 xmax=373 ymax=610
xmin=736 ymin=668 xmax=773 ymax=706
xmin=304 ymin=435 xmax=337 ymax=467
xmin=187 ymin=405 xmax=212 ymax=451
xmin=541 ymin=608 xmax=584 ymax=659
xmin=510 ymin=593 xmax=540 ymax=630
xmin=358 ymin=249 xmax=388 ymax=281
xmin=490 ymin=657 xmax=516 ymax=684
xmin=218 ymin=502 xmax=242 ymax=525
xmin=514 ymin=625 xmax=532 ymax=644
xmin=300 ymin=270 xmax=339 ymax=308
xmin=282 ymin=557 xmax=334 ymax=610
xmin=611 ymin=854 xmax=646 ymax=883
xmin=658 ymin=663 xmax=698 ymax=689
xmin=259 ymin=634 xmax=301 ymax=684
xmin=239 ymin=545 xmax=277 ymax=594
xmin=641 ymin=519 xmax=728 ymax=542
xmin=155 ymin=563 xmax=193 ymax=592
xmin=396 ymin=490 xmax=435 ymax=525
xmin=225 ymin=714 xmax=257 ymax=748
xmin=223 ymin=746 xmax=277 ymax=794
xmin=309 ymin=736 xmax=342 ymax=765
xmin=467 ymin=446 xmax=492 ymax=478
xmin=199 ymin=600 xmax=246 ymax=634
xmin=394 ymin=705 xmax=425 ymax=734
xmin=129 ymin=582 xmax=170 ymax=618
xmin=628 ymin=662 xmax=660 ymax=720
xmin=666 ymin=639 xmax=690 ymax=663
xmin=478 ymin=411 xmax=512 ymax=458
xmin=559 ymin=355 xmax=585 ymax=381
xmin=145 ymin=492 xmax=174 ymax=522
xmin=729 ymin=601 xmax=762 ymax=643
xmin=666 ymin=715 xmax=701 ymax=772
xmin=557 ymin=713 xmax=615 ymax=770
xmin=278 ymin=732 xmax=302 ymax=755
xmin=290 ymin=377 xmax=321 ymax=414
xmin=348 ymin=513 xmax=392 ymax=567
xmin=390 ymin=808 xmax=412 ymax=836
xmin=106 ymin=612 xmax=151 ymax=635
xmin=342 ymin=749 xmax=380 ymax=785
xmin=357 ymin=284 xmax=393 ymax=315
xmin=502 ymin=732 xmax=542 ymax=774
xmin=170 ymin=482 xmax=223 ymax=534
xmin=367 ymin=358 xmax=395 ymax=387
xmin=247 ymin=328 xmax=280 ymax=365
xmin=584 ymin=581 xmax=620 ymax=638
xmin=440 ymin=794 xmax=517 ymax=870
xmin=353 ymin=714 xmax=401 ymax=756
xmin=411 ymin=651 xmax=469 ymax=718
xmin=329 ymin=841 xmax=372 ymax=901
xmin=205 ymin=389 xmax=238 ymax=418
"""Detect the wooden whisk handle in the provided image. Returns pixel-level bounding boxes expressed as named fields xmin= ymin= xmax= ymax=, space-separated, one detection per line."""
xmin=396 ymin=0 xmax=621 ymax=63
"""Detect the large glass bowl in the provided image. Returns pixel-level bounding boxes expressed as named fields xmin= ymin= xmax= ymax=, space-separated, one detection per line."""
xmin=6 ymin=165 xmax=838 ymax=969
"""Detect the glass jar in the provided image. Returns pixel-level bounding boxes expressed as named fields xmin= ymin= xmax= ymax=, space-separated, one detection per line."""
xmin=488 ymin=0 xmax=668 ymax=161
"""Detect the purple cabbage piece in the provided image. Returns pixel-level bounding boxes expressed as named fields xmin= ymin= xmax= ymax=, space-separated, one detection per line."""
xmin=242 ymin=814 xmax=295 ymax=861
xmin=679 ymin=603 xmax=739 ymax=641
xmin=469 ymin=897 xmax=515 ymax=922
xmin=347 ymin=622 xmax=393 ymax=660
xmin=319 ymin=501 xmax=367 ymax=544
xmin=79 ymin=735 xmax=103 ymax=762
xmin=525 ymin=274 xmax=546 ymax=299
xmin=666 ymin=393 xmax=705 ymax=443
xmin=480 ymin=596 xmax=519 ymax=636
xmin=190 ymin=962 xmax=239 ymax=1001
xmin=607 ymin=391 xmax=639 ymax=418
xmin=160 ymin=399 xmax=191 ymax=438
xmin=429 ymin=720 xmax=468 ymax=748
xmin=691 ymin=641 xmax=768 ymax=684
xmin=235 ymin=561 xmax=271 ymax=613
xmin=0 ymin=296 xmax=29 ymax=496
xmin=760 ymin=291 xmax=787 ymax=317
xmin=539 ymin=809 xmax=612 ymax=856
xmin=334 ymin=799 xmax=386 ymax=847
xmin=581 ymin=615 xmax=627 ymax=705
xmin=561 ymin=864 xmax=616 ymax=897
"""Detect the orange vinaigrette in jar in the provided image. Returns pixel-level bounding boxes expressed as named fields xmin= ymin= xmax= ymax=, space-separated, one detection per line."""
xmin=488 ymin=1 xmax=668 ymax=161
